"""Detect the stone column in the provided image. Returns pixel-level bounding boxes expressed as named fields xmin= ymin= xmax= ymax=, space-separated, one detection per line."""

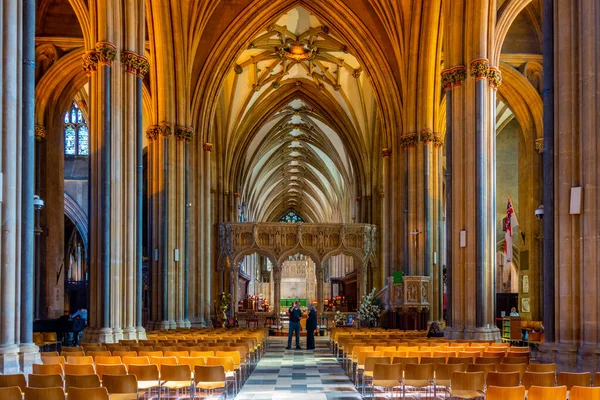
xmin=356 ymin=260 xmax=368 ymax=306
xmin=316 ymin=264 xmax=324 ymax=314
xmin=34 ymin=126 xmax=45 ymax=321
xmin=203 ymin=143 xmax=214 ymax=326
xmin=273 ymin=265 xmax=282 ymax=324
xmin=381 ymin=148 xmax=391 ymax=280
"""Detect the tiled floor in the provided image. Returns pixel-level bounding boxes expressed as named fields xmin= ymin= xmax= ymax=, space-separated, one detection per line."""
xmin=236 ymin=336 xmax=362 ymax=400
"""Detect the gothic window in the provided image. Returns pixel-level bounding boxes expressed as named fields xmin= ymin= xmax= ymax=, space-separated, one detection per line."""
xmin=64 ymin=102 xmax=89 ymax=156
xmin=280 ymin=210 xmax=304 ymax=223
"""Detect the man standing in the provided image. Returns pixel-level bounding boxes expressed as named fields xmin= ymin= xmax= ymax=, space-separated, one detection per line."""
xmin=286 ymin=301 xmax=302 ymax=350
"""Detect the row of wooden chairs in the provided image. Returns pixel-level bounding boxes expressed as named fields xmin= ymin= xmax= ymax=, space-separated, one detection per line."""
xmin=0 ymin=364 xmax=232 ymax=399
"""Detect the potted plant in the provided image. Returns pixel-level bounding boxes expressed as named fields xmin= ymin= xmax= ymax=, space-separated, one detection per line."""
xmin=358 ymin=288 xmax=385 ymax=328
xmin=218 ymin=292 xmax=231 ymax=328
xmin=334 ymin=310 xmax=347 ymax=326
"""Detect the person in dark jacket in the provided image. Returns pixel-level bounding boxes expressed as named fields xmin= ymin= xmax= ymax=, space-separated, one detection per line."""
xmin=306 ymin=305 xmax=317 ymax=350
xmin=286 ymin=301 xmax=303 ymax=350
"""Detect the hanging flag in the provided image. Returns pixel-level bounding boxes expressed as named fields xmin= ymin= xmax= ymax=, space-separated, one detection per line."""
xmin=504 ymin=196 xmax=519 ymax=263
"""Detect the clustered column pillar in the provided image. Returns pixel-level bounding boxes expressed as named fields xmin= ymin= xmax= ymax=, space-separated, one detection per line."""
xmin=203 ymin=143 xmax=214 ymax=326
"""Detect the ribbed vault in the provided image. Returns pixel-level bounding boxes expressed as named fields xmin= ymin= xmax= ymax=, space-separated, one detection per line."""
xmin=216 ymin=6 xmax=381 ymax=224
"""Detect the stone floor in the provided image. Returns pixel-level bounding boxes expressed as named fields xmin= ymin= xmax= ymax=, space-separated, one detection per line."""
xmin=235 ymin=336 xmax=361 ymax=400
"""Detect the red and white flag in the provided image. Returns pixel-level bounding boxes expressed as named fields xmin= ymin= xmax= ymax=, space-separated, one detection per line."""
xmin=504 ymin=197 xmax=519 ymax=263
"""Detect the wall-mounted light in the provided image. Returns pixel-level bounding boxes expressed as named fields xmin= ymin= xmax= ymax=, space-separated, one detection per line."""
xmin=459 ymin=230 xmax=467 ymax=248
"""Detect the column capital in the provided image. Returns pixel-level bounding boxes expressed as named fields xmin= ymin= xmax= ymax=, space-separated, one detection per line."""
xmin=95 ymin=42 xmax=117 ymax=65
xmin=82 ymin=50 xmax=99 ymax=75
xmin=420 ymin=129 xmax=444 ymax=147
xmin=146 ymin=125 xmax=159 ymax=141
xmin=158 ymin=121 xmax=173 ymax=138
xmin=34 ymin=125 xmax=46 ymax=142
xmin=381 ymin=147 xmax=392 ymax=157
xmin=134 ymin=55 xmax=150 ymax=78
xmin=121 ymin=51 xmax=149 ymax=77
xmin=355 ymin=196 xmax=361 ymax=202
xmin=234 ymin=193 xmax=240 ymax=199
xmin=441 ymin=65 xmax=467 ymax=90
xmin=224 ymin=190 xmax=230 ymax=196
xmin=470 ymin=58 xmax=490 ymax=80
xmin=365 ymin=195 xmax=372 ymax=200
xmin=203 ymin=143 xmax=214 ymax=152
xmin=535 ymin=138 xmax=544 ymax=153
xmin=487 ymin=66 xmax=502 ymax=89
xmin=400 ymin=133 xmax=418 ymax=148
xmin=175 ymin=126 xmax=193 ymax=142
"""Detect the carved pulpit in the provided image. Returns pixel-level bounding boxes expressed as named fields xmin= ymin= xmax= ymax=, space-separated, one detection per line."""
xmin=387 ymin=275 xmax=431 ymax=330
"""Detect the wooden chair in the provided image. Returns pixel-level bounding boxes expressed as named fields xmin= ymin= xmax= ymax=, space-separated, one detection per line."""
xmin=60 ymin=351 xmax=85 ymax=358
xmin=160 ymin=364 xmax=192 ymax=397
xmin=485 ymin=371 xmax=520 ymax=387
xmin=27 ymin=374 xmax=63 ymax=388
xmin=32 ymin=363 xmax=63 ymax=375
xmin=528 ymin=363 xmax=556 ymax=373
xmin=40 ymin=351 xmax=60 ymax=357
xmin=191 ymin=350 xmax=214 ymax=358
xmin=0 ymin=387 xmax=22 ymax=400
xmin=95 ymin=364 xmax=127 ymax=379
xmin=178 ymin=356 xmax=206 ymax=372
xmin=0 ymin=374 xmax=27 ymax=391
xmin=391 ymin=356 xmax=419 ymax=367
xmin=86 ymin=351 xmax=111 ymax=360
xmin=41 ymin=332 xmax=60 ymax=351
xmin=475 ymin=356 xmax=501 ymax=368
xmin=112 ymin=351 xmax=137 ymax=358
xmin=65 ymin=355 xmax=93 ymax=365
xmin=193 ymin=365 xmax=227 ymax=398
xmin=64 ymin=364 xmax=95 ymax=375
xmin=207 ymin=356 xmax=237 ymax=394
xmin=502 ymin=356 xmax=528 ymax=364
xmin=362 ymin=356 xmax=391 ymax=396
xmin=449 ymin=371 xmax=485 ymax=399
xmin=448 ymin=356 xmax=473 ymax=366
xmin=24 ymin=387 xmax=65 ymax=400
xmin=127 ymin=364 xmax=160 ymax=398
xmin=139 ymin=350 xmax=163 ymax=358
xmin=403 ymin=363 xmax=434 ymax=398
xmin=497 ymin=363 xmax=527 ymax=380
xmin=149 ymin=356 xmax=178 ymax=371
xmin=164 ymin=350 xmax=189 ymax=357
xmin=594 ymin=371 xmax=600 ymax=387
xmin=122 ymin=355 xmax=150 ymax=369
xmin=570 ymin=386 xmax=600 ymax=400
xmin=64 ymin=374 xmax=101 ymax=392
xmin=486 ymin=385 xmax=525 ymax=400
xmin=435 ymin=363 xmax=467 ymax=393
xmin=94 ymin=356 xmax=121 ymax=365
xmin=372 ymin=363 xmax=403 ymax=398
xmin=466 ymin=362 xmax=496 ymax=378
xmin=527 ymin=385 xmax=567 ymax=400
xmin=523 ymin=371 xmax=556 ymax=389
xmin=67 ymin=387 xmax=109 ymax=400
xmin=41 ymin=355 xmax=66 ymax=368
xmin=434 ymin=350 xmax=458 ymax=362
xmin=557 ymin=372 xmax=591 ymax=390
xmin=101 ymin=374 xmax=138 ymax=400
xmin=420 ymin=356 xmax=446 ymax=369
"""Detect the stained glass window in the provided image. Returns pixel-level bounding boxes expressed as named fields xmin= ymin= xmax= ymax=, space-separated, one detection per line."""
xmin=64 ymin=102 xmax=89 ymax=156
xmin=280 ymin=210 xmax=304 ymax=223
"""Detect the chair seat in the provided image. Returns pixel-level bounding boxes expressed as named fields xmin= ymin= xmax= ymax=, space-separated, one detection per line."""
xmin=195 ymin=381 xmax=225 ymax=390
xmin=436 ymin=379 xmax=451 ymax=387
xmin=404 ymin=379 xmax=433 ymax=388
xmin=162 ymin=380 xmax=192 ymax=389
xmin=373 ymin=379 xmax=402 ymax=388
xmin=110 ymin=394 xmax=138 ymax=400
xmin=364 ymin=371 xmax=374 ymax=378
xmin=449 ymin=389 xmax=484 ymax=399
xmin=138 ymin=380 xmax=161 ymax=389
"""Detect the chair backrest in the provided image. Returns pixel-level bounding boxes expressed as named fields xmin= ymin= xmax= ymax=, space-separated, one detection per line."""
xmin=0 ymin=374 xmax=27 ymax=391
xmin=364 ymin=356 xmax=391 ymax=372
xmin=216 ymin=351 xmax=241 ymax=365
xmin=197 ymin=346 xmax=220 ymax=352
xmin=66 ymin=387 xmax=109 ymax=400
xmin=24 ymin=387 xmax=65 ymax=400
xmin=0 ymin=387 xmax=22 ymax=400
xmin=32 ymin=363 xmax=63 ymax=375
xmin=61 ymin=351 xmax=85 ymax=358
xmin=448 ymin=356 xmax=473 ymax=366
xmin=66 ymin=356 xmax=93 ymax=365
xmin=87 ymin=351 xmax=111 ymax=359
xmin=27 ymin=374 xmax=63 ymax=388
xmin=497 ymin=363 xmax=527 ymax=380
xmin=527 ymin=385 xmax=568 ymax=400
xmin=486 ymin=371 xmax=520 ymax=387
xmin=451 ymin=371 xmax=485 ymax=392
xmin=435 ymin=363 xmax=467 ymax=381
xmin=373 ymin=363 xmax=403 ymax=381
xmin=165 ymin=351 xmax=189 ymax=357
xmin=160 ymin=364 xmax=192 ymax=381
xmin=64 ymin=374 xmax=101 ymax=391
xmin=178 ymin=356 xmax=206 ymax=371
xmin=595 ymin=371 xmax=600 ymax=387
xmin=41 ymin=356 xmax=66 ymax=367
xmin=40 ymin=351 xmax=60 ymax=357
xmin=476 ymin=357 xmax=501 ymax=367
xmin=101 ymin=374 xmax=138 ymax=394
xmin=528 ymin=363 xmax=556 ymax=373
xmin=207 ymin=356 xmax=234 ymax=372
xmin=485 ymin=385 xmax=525 ymax=400
xmin=570 ymin=386 xmax=600 ymax=400
xmin=60 ymin=346 xmax=83 ymax=353
xmin=404 ymin=363 xmax=434 ymax=380
xmin=64 ymin=364 xmax=95 ymax=375
xmin=194 ymin=365 xmax=226 ymax=383
xmin=96 ymin=364 xmax=127 ymax=379
xmin=420 ymin=357 xmax=446 ymax=368
xmin=138 ymin=350 xmax=163 ymax=357
xmin=433 ymin=350 xmax=458 ymax=361
xmin=149 ymin=356 xmax=178 ymax=370
xmin=127 ymin=364 xmax=159 ymax=381
xmin=191 ymin=350 xmax=215 ymax=358
xmin=466 ymin=362 xmax=496 ymax=377
xmin=122 ymin=356 xmax=150 ymax=368
xmin=502 ymin=356 xmax=528 ymax=365
xmin=557 ymin=372 xmax=591 ymax=389
xmin=94 ymin=356 xmax=121 ymax=365
xmin=113 ymin=350 xmax=137 ymax=358
xmin=523 ymin=371 xmax=557 ymax=389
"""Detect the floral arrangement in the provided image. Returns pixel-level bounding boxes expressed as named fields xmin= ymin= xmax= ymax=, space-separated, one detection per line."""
xmin=334 ymin=310 xmax=347 ymax=326
xmin=358 ymin=287 xmax=385 ymax=327
xmin=218 ymin=292 xmax=231 ymax=328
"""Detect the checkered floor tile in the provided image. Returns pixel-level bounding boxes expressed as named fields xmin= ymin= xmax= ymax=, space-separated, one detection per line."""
xmin=236 ymin=336 xmax=361 ymax=400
